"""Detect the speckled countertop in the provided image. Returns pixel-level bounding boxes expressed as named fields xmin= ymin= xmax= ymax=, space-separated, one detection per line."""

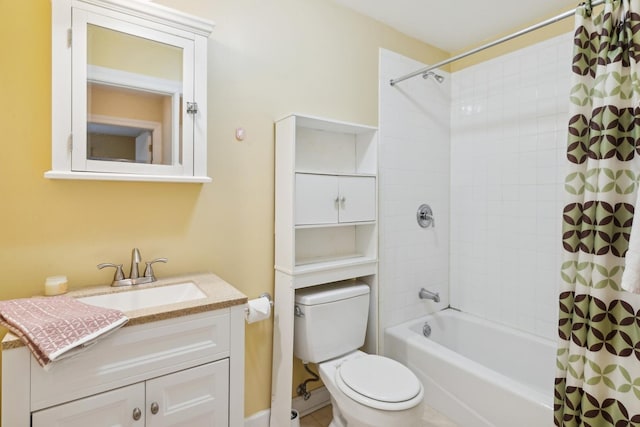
xmin=2 ymin=272 xmax=248 ymax=350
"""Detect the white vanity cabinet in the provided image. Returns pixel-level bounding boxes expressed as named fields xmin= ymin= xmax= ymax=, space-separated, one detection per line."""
xmin=2 ymin=303 xmax=245 ymax=427
xmin=32 ymin=360 xmax=229 ymax=426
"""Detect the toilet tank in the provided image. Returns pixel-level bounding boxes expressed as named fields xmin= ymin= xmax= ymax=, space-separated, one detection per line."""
xmin=293 ymin=281 xmax=370 ymax=363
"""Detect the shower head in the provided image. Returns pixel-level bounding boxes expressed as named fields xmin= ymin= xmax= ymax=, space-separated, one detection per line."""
xmin=422 ymin=71 xmax=445 ymax=83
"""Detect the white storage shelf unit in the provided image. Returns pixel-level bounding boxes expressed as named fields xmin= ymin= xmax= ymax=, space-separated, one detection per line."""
xmin=271 ymin=114 xmax=379 ymax=427
xmin=275 ymin=114 xmax=378 ymax=283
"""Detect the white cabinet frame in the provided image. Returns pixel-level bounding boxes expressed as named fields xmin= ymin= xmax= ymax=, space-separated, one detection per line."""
xmin=271 ymin=114 xmax=379 ymax=426
xmin=47 ymin=0 xmax=214 ymax=183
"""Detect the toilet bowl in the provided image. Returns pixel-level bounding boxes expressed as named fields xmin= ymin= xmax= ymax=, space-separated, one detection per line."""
xmin=293 ymin=281 xmax=424 ymax=427
xmin=319 ymin=351 xmax=424 ymax=427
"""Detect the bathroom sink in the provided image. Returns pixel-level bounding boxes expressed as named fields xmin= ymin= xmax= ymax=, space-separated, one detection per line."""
xmin=77 ymin=282 xmax=207 ymax=312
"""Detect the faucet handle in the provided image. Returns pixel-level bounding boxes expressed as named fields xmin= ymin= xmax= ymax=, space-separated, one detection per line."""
xmin=143 ymin=258 xmax=168 ymax=280
xmin=97 ymin=263 xmax=125 ymax=281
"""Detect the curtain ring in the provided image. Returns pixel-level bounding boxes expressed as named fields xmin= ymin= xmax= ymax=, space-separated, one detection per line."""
xmin=582 ymin=0 xmax=593 ymax=17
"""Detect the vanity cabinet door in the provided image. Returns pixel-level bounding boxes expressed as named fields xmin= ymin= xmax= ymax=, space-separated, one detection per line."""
xmin=32 ymin=383 xmax=145 ymax=427
xmin=31 ymin=360 xmax=229 ymax=427
xmin=145 ymin=359 xmax=229 ymax=427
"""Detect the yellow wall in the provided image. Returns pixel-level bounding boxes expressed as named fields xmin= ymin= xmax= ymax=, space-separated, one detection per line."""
xmin=449 ymin=3 xmax=604 ymax=71
xmin=0 ymin=0 xmax=447 ymax=418
xmin=0 ymin=0 xmax=589 ymax=419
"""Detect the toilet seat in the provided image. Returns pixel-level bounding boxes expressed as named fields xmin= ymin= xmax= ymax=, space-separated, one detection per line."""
xmin=335 ymin=355 xmax=423 ymax=411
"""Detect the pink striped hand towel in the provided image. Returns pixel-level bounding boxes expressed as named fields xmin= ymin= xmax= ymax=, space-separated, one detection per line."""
xmin=0 ymin=295 xmax=128 ymax=368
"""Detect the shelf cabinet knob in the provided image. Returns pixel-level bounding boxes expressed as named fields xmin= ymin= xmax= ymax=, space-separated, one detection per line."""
xmin=132 ymin=407 xmax=142 ymax=421
xmin=150 ymin=401 xmax=159 ymax=415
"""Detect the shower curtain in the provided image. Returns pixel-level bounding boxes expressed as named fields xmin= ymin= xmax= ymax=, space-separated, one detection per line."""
xmin=555 ymin=0 xmax=640 ymax=426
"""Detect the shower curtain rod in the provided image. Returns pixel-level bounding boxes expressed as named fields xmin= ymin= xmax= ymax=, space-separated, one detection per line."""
xmin=389 ymin=0 xmax=605 ymax=86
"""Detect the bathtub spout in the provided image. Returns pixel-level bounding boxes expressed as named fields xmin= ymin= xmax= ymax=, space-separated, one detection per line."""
xmin=419 ymin=288 xmax=440 ymax=303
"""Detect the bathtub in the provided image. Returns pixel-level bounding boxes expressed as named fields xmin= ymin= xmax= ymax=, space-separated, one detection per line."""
xmin=384 ymin=309 xmax=556 ymax=427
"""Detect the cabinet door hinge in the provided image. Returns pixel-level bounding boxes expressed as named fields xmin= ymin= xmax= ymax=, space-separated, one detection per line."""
xmin=67 ymin=28 xmax=72 ymax=48
xmin=186 ymin=102 xmax=198 ymax=115
xmin=68 ymin=134 xmax=73 ymax=153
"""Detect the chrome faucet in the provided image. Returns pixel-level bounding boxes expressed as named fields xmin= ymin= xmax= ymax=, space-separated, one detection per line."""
xmin=129 ymin=248 xmax=142 ymax=280
xmin=98 ymin=248 xmax=168 ymax=287
xmin=419 ymin=288 xmax=440 ymax=303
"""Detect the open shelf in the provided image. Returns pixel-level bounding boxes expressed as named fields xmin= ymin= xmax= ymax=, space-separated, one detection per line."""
xmin=294 ymin=169 xmax=376 ymax=178
xmin=291 ymin=256 xmax=377 ymax=289
xmin=294 ymin=220 xmax=376 ymax=230
xmin=293 ymin=116 xmax=377 ymax=177
xmin=294 ymin=254 xmax=377 ymax=270
xmin=294 ymin=223 xmax=375 ymax=269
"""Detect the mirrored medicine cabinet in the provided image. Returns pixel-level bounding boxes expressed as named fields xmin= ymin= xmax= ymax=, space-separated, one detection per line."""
xmin=47 ymin=0 xmax=215 ymax=183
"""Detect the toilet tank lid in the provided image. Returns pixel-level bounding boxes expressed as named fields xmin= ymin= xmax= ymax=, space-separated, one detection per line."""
xmin=295 ymin=281 xmax=369 ymax=306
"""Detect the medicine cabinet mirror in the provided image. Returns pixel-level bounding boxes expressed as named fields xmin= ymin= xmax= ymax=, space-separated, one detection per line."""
xmin=47 ymin=0 xmax=214 ymax=183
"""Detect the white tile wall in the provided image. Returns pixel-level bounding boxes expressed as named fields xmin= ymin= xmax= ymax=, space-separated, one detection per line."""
xmin=378 ymin=49 xmax=451 ymax=351
xmin=378 ymin=33 xmax=573 ymax=346
xmin=450 ymin=32 xmax=573 ymax=340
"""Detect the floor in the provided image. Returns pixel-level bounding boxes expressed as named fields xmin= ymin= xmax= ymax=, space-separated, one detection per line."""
xmin=300 ymin=404 xmax=333 ymax=427
xmin=300 ymin=404 xmax=459 ymax=427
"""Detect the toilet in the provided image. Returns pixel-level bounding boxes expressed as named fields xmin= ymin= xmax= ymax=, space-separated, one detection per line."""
xmin=294 ymin=281 xmax=424 ymax=427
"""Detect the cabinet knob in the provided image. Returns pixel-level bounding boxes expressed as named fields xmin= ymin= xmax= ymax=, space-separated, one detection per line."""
xmin=132 ymin=407 xmax=142 ymax=421
xmin=150 ymin=401 xmax=160 ymax=415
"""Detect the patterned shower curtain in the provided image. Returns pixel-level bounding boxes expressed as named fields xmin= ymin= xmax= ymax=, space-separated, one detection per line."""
xmin=555 ymin=0 xmax=640 ymax=425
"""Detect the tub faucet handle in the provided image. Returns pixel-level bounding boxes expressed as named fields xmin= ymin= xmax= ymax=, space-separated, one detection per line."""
xmin=417 ymin=204 xmax=434 ymax=228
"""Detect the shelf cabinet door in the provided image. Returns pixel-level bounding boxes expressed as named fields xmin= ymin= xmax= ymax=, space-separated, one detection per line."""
xmin=32 ymin=383 xmax=145 ymax=427
xmin=146 ymin=359 xmax=229 ymax=427
xmin=338 ymin=176 xmax=376 ymax=223
xmin=295 ymin=173 xmax=376 ymax=225
xmin=295 ymin=174 xmax=339 ymax=225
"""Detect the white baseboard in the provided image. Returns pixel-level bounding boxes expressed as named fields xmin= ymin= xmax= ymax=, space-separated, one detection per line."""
xmin=244 ymin=387 xmax=331 ymax=426
xmin=245 ymin=408 xmax=270 ymax=427
xmin=292 ymin=386 xmax=331 ymax=417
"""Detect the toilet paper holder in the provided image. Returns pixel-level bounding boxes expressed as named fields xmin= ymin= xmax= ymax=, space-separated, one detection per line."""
xmin=245 ymin=293 xmax=273 ymax=308
xmin=259 ymin=292 xmax=273 ymax=305
xmin=244 ymin=292 xmax=273 ymax=318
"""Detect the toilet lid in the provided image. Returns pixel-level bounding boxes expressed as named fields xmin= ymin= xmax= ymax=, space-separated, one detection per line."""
xmin=337 ymin=355 xmax=422 ymax=404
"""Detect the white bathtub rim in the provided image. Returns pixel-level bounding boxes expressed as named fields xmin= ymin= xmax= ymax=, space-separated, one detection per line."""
xmin=408 ymin=308 xmax=555 ymax=348
xmin=385 ymin=310 xmax=554 ymax=411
